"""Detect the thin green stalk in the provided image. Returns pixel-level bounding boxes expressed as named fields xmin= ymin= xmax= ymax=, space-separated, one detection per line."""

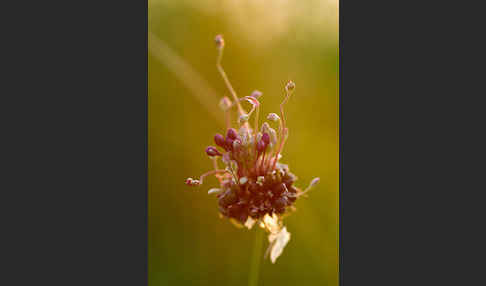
xmin=248 ymin=227 xmax=264 ymax=286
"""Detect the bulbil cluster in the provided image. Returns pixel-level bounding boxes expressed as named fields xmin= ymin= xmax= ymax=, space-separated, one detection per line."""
xmin=184 ymin=35 xmax=319 ymax=263
xmin=213 ymin=127 xmax=299 ymax=223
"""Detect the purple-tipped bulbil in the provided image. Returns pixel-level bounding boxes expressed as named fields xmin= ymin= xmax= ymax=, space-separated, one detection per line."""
xmin=262 ymin=132 xmax=270 ymax=145
xmin=226 ymin=128 xmax=238 ymax=140
xmin=257 ymin=139 xmax=267 ymax=153
xmin=214 ymin=134 xmax=226 ymax=149
xmin=256 ymin=132 xmax=270 ymax=153
xmin=206 ymin=146 xmax=222 ymax=157
xmin=225 ymin=137 xmax=234 ymax=151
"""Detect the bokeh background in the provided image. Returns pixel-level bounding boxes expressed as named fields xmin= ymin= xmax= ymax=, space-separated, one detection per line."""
xmin=149 ymin=0 xmax=338 ymax=285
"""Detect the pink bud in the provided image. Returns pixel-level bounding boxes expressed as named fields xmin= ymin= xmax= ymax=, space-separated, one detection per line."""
xmin=226 ymin=128 xmax=238 ymax=140
xmin=214 ymin=34 xmax=224 ymax=49
xmin=206 ymin=146 xmax=222 ymax=157
xmin=257 ymin=139 xmax=267 ymax=153
xmin=261 ymin=132 xmax=270 ymax=145
xmin=214 ymin=134 xmax=226 ymax=148
xmin=225 ymin=137 xmax=234 ymax=151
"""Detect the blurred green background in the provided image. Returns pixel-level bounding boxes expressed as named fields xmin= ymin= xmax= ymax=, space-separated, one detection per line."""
xmin=149 ymin=0 xmax=338 ymax=285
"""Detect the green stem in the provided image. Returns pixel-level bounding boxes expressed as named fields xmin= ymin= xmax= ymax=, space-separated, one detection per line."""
xmin=248 ymin=227 xmax=264 ymax=286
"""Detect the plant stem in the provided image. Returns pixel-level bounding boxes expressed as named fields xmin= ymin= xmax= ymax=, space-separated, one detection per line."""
xmin=216 ymin=48 xmax=245 ymax=116
xmin=248 ymin=227 xmax=264 ymax=286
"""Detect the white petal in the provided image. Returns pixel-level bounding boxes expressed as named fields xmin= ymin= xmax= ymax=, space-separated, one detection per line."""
xmin=208 ymin=188 xmax=222 ymax=195
xmin=263 ymin=213 xmax=280 ymax=234
xmin=268 ymin=227 xmax=291 ymax=263
xmin=239 ymin=176 xmax=248 ymax=184
xmin=244 ymin=217 xmax=256 ymax=229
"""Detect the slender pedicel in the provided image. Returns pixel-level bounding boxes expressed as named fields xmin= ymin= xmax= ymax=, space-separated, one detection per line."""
xmin=215 ymin=34 xmax=244 ymax=116
xmin=272 ymin=81 xmax=294 ymax=171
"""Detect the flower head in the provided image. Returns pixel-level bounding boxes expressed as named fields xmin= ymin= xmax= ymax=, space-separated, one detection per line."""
xmin=185 ymin=35 xmax=319 ymax=263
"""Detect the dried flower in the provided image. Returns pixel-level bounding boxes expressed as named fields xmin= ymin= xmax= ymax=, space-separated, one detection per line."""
xmin=185 ymin=35 xmax=319 ymax=263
